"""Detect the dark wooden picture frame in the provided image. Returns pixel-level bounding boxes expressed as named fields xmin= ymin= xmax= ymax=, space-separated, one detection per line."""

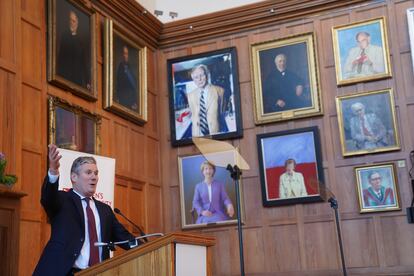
xmin=167 ymin=47 xmax=243 ymax=146
xmin=257 ymin=127 xmax=325 ymax=207
xmin=47 ymin=0 xmax=97 ymax=100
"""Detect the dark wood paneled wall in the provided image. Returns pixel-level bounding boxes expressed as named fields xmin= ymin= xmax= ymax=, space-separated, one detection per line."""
xmin=0 ymin=0 xmax=162 ymax=275
xmin=158 ymin=0 xmax=414 ymax=275
xmin=3 ymin=0 xmax=414 ymax=275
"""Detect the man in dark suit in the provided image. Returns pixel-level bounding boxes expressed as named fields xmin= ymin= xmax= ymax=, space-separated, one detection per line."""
xmin=263 ymin=53 xmax=311 ymax=113
xmin=33 ymin=145 xmax=138 ymax=276
xmin=116 ymin=45 xmax=138 ymax=111
xmin=57 ymin=10 xmax=90 ymax=89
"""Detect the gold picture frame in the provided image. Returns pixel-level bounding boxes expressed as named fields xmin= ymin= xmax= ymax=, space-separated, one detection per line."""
xmin=48 ymin=96 xmax=101 ymax=154
xmin=178 ymin=152 xmax=245 ymax=229
xmin=354 ymin=163 xmax=401 ymax=213
xmin=250 ymin=32 xmax=322 ymax=124
xmin=47 ymin=0 xmax=97 ymax=100
xmin=335 ymin=89 xmax=400 ymax=157
xmin=332 ymin=17 xmax=392 ymax=85
xmin=104 ymin=19 xmax=147 ymax=125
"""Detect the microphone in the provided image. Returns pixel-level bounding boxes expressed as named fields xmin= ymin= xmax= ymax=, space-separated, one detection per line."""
xmin=114 ymin=208 xmax=148 ymax=242
xmin=94 ymin=233 xmax=164 ymax=248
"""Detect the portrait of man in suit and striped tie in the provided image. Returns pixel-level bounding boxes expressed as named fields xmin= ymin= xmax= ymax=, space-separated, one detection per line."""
xmin=187 ymin=64 xmax=225 ymax=137
xmin=167 ymin=48 xmax=243 ymax=146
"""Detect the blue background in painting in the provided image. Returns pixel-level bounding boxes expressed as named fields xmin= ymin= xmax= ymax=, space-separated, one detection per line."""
xmin=338 ymin=22 xmax=383 ymax=69
xmin=181 ymin=155 xmax=231 ymax=185
xmin=262 ymin=132 xmax=316 ymax=168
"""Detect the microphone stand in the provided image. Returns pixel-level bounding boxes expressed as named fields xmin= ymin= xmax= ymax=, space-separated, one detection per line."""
xmin=328 ymin=197 xmax=347 ymax=276
xmin=114 ymin=208 xmax=148 ymax=243
xmin=226 ymin=164 xmax=245 ymax=276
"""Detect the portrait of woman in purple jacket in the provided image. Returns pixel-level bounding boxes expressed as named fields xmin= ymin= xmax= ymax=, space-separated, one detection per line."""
xmin=192 ymin=161 xmax=235 ymax=224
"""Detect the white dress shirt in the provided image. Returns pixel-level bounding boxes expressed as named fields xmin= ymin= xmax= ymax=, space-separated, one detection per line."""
xmin=48 ymin=171 xmax=102 ymax=269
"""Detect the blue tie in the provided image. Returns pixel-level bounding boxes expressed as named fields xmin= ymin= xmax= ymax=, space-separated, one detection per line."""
xmin=199 ymin=90 xmax=209 ymax=135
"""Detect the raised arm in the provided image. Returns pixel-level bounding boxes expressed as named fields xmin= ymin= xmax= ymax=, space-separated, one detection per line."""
xmin=40 ymin=144 xmax=62 ymax=219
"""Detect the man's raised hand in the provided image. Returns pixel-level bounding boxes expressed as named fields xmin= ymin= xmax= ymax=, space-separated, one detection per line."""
xmin=48 ymin=144 xmax=62 ymax=175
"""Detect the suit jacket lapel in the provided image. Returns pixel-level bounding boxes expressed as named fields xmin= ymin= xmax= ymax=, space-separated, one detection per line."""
xmin=70 ymin=189 xmax=85 ymax=232
xmin=205 ymin=86 xmax=217 ymax=111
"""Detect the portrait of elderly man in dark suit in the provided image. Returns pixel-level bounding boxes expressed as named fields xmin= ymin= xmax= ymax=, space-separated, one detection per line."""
xmin=56 ymin=6 xmax=91 ymax=89
xmin=261 ymin=51 xmax=312 ymax=114
xmin=115 ymin=45 xmax=138 ymax=111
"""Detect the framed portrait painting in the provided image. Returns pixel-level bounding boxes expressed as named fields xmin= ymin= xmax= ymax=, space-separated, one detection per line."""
xmin=332 ymin=17 xmax=392 ymax=85
xmin=335 ymin=89 xmax=400 ymax=157
xmin=47 ymin=0 xmax=97 ymax=100
xmin=104 ymin=19 xmax=147 ymax=124
xmin=178 ymin=152 xmax=244 ymax=229
xmin=257 ymin=127 xmax=325 ymax=207
xmin=250 ymin=32 xmax=322 ymax=124
xmin=354 ymin=163 xmax=400 ymax=213
xmin=48 ymin=96 xmax=101 ymax=154
xmin=167 ymin=47 xmax=243 ymax=147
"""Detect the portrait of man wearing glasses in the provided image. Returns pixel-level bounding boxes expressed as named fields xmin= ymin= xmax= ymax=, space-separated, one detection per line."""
xmin=362 ymin=171 xmax=395 ymax=207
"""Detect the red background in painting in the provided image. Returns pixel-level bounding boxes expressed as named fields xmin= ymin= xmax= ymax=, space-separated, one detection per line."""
xmin=265 ymin=162 xmax=319 ymax=199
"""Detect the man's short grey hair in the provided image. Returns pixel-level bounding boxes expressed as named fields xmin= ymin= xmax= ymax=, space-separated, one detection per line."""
xmin=275 ymin=53 xmax=287 ymax=61
xmin=191 ymin=64 xmax=209 ymax=76
xmin=70 ymin=156 xmax=96 ymax=174
xmin=355 ymin=31 xmax=370 ymax=41
xmin=351 ymin=102 xmax=365 ymax=113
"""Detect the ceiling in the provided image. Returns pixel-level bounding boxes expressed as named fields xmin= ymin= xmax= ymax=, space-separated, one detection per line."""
xmin=136 ymin=0 xmax=266 ymax=23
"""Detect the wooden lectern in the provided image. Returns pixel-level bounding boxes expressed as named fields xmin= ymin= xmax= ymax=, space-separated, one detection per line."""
xmin=76 ymin=232 xmax=216 ymax=276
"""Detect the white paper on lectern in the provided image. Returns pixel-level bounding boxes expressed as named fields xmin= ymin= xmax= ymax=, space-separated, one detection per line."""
xmin=192 ymin=137 xmax=250 ymax=170
xmin=57 ymin=148 xmax=116 ymax=209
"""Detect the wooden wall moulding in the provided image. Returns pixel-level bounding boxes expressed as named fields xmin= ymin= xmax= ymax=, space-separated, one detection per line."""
xmin=158 ymin=0 xmax=371 ymax=48
xmin=92 ymin=0 xmax=162 ymax=49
